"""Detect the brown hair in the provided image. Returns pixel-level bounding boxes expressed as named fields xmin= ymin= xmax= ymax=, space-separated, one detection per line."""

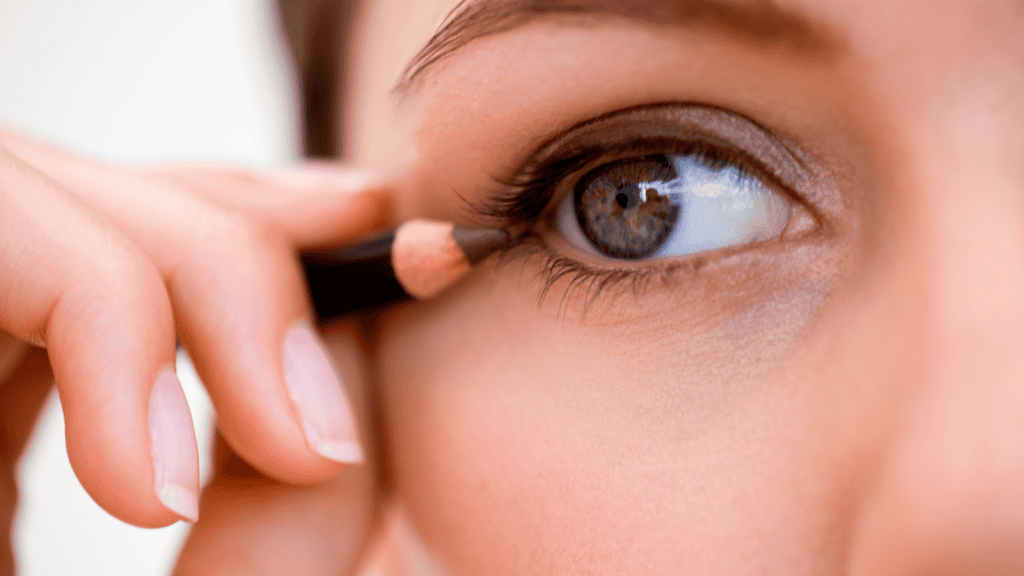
xmin=277 ymin=0 xmax=357 ymax=159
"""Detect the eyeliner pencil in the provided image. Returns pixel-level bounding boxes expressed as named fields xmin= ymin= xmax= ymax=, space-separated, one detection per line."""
xmin=301 ymin=219 xmax=510 ymax=321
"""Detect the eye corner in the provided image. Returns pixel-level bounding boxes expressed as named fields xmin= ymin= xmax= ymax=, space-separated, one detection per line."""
xmin=780 ymin=205 xmax=823 ymax=241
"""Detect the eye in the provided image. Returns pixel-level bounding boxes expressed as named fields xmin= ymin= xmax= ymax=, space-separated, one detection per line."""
xmin=556 ymin=152 xmax=796 ymax=260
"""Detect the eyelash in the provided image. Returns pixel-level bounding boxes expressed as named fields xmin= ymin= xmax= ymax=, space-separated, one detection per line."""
xmin=469 ymin=135 xmax=792 ymax=311
xmin=488 ymin=233 xmax=712 ymax=316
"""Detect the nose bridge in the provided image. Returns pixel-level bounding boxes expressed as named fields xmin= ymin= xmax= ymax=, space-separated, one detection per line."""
xmin=853 ymin=73 xmax=1024 ymax=574
xmin=926 ymin=101 xmax=1024 ymax=345
xmin=917 ymin=79 xmax=1024 ymax=471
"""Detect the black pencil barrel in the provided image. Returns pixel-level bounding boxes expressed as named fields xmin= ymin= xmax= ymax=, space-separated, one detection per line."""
xmin=301 ymin=229 xmax=409 ymax=321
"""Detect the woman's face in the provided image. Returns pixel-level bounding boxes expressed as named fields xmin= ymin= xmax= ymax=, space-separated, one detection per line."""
xmin=343 ymin=0 xmax=1024 ymax=573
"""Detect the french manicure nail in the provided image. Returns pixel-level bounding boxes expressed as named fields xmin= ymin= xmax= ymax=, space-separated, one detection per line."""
xmin=148 ymin=368 xmax=200 ymax=522
xmin=282 ymin=320 xmax=364 ymax=463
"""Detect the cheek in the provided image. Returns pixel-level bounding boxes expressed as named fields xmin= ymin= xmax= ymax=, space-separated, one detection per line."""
xmin=372 ymin=266 xmax=863 ymax=575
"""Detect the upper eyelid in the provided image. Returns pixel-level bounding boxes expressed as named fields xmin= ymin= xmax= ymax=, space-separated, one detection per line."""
xmin=521 ymin=102 xmax=812 ymax=186
xmin=474 ymin=102 xmax=819 ymax=229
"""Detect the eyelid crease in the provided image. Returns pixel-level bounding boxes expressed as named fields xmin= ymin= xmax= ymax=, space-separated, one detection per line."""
xmin=470 ymin=101 xmax=814 ymax=227
xmin=563 ymin=102 xmax=808 ymax=179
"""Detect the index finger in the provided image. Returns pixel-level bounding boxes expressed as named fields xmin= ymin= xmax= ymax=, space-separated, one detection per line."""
xmin=150 ymin=164 xmax=396 ymax=248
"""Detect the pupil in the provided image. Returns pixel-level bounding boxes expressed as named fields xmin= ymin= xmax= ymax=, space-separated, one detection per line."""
xmin=615 ymin=184 xmax=640 ymax=210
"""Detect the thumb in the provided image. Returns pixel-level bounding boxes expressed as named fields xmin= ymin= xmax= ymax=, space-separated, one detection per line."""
xmin=0 ymin=344 xmax=53 ymax=574
xmin=174 ymin=320 xmax=382 ymax=575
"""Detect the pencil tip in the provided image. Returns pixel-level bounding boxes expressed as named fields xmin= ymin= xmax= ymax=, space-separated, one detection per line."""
xmin=452 ymin=226 xmax=511 ymax=265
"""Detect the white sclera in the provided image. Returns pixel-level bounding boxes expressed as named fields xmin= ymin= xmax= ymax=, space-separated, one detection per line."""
xmin=557 ymin=154 xmax=795 ymax=259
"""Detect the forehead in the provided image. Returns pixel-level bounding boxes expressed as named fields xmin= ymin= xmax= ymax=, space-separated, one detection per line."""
xmin=343 ymin=0 xmax=1021 ymax=172
xmin=392 ymin=0 xmax=1020 ymax=81
xmin=395 ymin=0 xmax=842 ymax=95
xmin=388 ymin=0 xmax=1023 ymax=137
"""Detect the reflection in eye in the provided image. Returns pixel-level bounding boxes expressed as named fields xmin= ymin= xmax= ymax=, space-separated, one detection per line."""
xmin=557 ymin=153 xmax=796 ymax=260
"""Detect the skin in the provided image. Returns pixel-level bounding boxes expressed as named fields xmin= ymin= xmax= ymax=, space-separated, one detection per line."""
xmin=344 ymin=0 xmax=1024 ymax=574
xmin=0 ymin=138 xmax=386 ymax=572
xmin=1 ymin=0 xmax=1022 ymax=574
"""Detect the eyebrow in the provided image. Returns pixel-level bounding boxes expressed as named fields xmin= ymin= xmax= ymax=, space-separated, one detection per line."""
xmin=395 ymin=0 xmax=841 ymax=95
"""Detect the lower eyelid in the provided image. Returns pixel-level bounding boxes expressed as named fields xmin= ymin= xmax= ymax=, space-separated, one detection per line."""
xmin=533 ymin=223 xmax=708 ymax=274
xmin=492 ymin=233 xmax=698 ymax=312
xmin=490 ymin=223 xmax=831 ymax=328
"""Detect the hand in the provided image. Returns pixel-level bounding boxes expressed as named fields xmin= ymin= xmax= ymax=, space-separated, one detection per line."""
xmin=172 ymin=321 xmax=384 ymax=575
xmin=0 ymin=130 xmax=392 ymax=572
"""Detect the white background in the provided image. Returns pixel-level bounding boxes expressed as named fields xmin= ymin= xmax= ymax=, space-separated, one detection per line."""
xmin=0 ymin=1 xmax=300 ymax=573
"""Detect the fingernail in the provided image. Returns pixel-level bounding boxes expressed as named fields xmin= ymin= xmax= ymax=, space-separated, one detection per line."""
xmin=282 ymin=321 xmax=364 ymax=463
xmin=148 ymin=368 xmax=200 ymax=522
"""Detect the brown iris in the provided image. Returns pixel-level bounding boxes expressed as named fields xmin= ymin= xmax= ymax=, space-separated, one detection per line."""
xmin=574 ymin=155 xmax=682 ymax=259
